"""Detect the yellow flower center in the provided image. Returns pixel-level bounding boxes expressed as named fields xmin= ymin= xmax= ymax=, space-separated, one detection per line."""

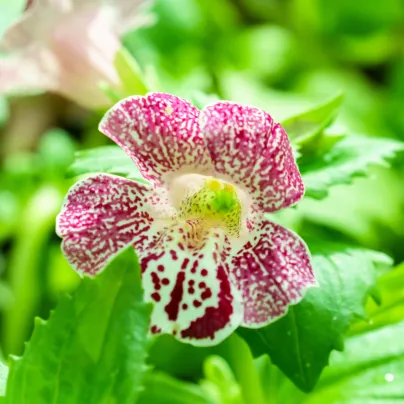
xmin=178 ymin=178 xmax=242 ymax=238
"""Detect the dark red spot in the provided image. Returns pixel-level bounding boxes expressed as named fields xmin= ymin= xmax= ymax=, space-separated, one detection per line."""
xmin=190 ymin=261 xmax=198 ymax=274
xmin=181 ymin=265 xmax=233 ymax=340
xmin=150 ymin=325 xmax=161 ymax=334
xmin=162 ymin=278 xmax=170 ymax=285
xmin=178 ymin=243 xmax=185 ymax=251
xmin=151 ymin=292 xmax=161 ymax=302
xmin=151 ymin=272 xmax=161 ymax=290
xmin=164 ymin=271 xmax=186 ymax=321
xmin=188 ymin=287 xmax=195 ymax=294
xmin=201 ymin=269 xmax=208 ymax=277
xmin=141 ymin=251 xmax=164 ymax=273
xmin=181 ymin=258 xmax=190 ymax=270
xmin=199 ymin=282 xmax=206 ymax=289
xmin=170 ymin=250 xmax=178 ymax=260
xmin=157 ymin=265 xmax=165 ymax=272
xmin=182 ymin=303 xmax=188 ymax=310
xmin=201 ymin=288 xmax=212 ymax=300
xmin=193 ymin=300 xmax=202 ymax=308
xmin=188 ymin=279 xmax=195 ymax=286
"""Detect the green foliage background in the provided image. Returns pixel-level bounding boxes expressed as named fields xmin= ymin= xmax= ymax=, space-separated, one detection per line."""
xmin=1 ymin=0 xmax=404 ymax=403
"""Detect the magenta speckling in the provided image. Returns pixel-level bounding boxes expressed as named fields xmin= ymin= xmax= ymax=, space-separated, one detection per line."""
xmin=56 ymin=92 xmax=316 ymax=347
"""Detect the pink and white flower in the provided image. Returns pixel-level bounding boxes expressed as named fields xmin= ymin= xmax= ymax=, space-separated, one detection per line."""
xmin=0 ymin=0 xmax=152 ymax=109
xmin=56 ymin=92 xmax=317 ymax=346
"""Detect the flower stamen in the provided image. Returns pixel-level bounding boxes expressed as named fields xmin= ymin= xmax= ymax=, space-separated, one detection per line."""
xmin=177 ymin=177 xmax=241 ymax=238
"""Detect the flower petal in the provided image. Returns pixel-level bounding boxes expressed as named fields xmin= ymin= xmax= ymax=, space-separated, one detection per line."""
xmin=56 ymin=174 xmax=153 ymax=275
xmin=201 ymin=102 xmax=304 ymax=212
xmin=48 ymin=6 xmax=121 ymax=108
xmin=99 ymin=93 xmax=213 ymax=186
xmin=105 ymin=0 xmax=156 ymax=34
xmin=0 ymin=48 xmax=57 ymax=96
xmin=1 ymin=0 xmax=123 ymax=109
xmin=230 ymin=219 xmax=316 ymax=328
xmin=141 ymin=225 xmax=243 ymax=346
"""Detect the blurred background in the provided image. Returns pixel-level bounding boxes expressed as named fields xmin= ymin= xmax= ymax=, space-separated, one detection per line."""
xmin=0 ymin=0 xmax=403 ymax=401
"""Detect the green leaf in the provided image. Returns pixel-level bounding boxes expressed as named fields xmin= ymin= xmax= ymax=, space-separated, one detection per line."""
xmin=0 ymin=281 xmax=13 ymax=310
xmin=0 ymin=363 xmax=7 ymax=397
xmin=305 ymin=321 xmax=404 ymax=404
xmin=37 ymin=129 xmax=76 ymax=179
xmin=98 ymin=81 xmax=124 ymax=105
xmin=5 ymin=248 xmax=152 ymax=404
xmin=202 ymin=356 xmax=245 ymax=404
xmin=138 ymin=372 xmax=214 ymax=404
xmin=114 ymin=47 xmax=148 ymax=96
xmin=220 ymin=71 xmax=316 ymax=122
xmin=238 ymin=243 xmax=393 ymax=393
xmin=253 ymin=355 xmax=305 ymax=404
xmin=282 ymin=93 xmax=344 ymax=142
xmin=349 ymin=262 xmax=404 ymax=335
xmin=66 ymin=146 xmax=148 ymax=183
xmin=148 ymin=334 xmax=266 ymax=404
xmin=300 ymin=135 xmax=404 ymax=199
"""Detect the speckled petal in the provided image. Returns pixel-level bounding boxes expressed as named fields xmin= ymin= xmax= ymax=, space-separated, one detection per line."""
xmin=56 ymin=174 xmax=154 ymax=275
xmin=201 ymin=102 xmax=304 ymax=212
xmin=99 ymin=93 xmax=213 ymax=186
xmin=230 ymin=220 xmax=317 ymax=327
xmin=140 ymin=225 xmax=243 ymax=346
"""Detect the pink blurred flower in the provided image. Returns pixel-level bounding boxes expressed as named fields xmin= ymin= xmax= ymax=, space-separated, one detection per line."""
xmin=0 ymin=0 xmax=152 ymax=109
xmin=56 ymin=92 xmax=316 ymax=346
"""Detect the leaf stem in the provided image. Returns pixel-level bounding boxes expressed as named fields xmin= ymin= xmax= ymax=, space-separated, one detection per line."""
xmin=2 ymin=185 xmax=63 ymax=356
xmin=220 ymin=334 xmax=266 ymax=404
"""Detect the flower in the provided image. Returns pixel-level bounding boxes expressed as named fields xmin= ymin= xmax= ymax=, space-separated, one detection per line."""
xmin=56 ymin=92 xmax=317 ymax=346
xmin=0 ymin=0 xmax=152 ymax=109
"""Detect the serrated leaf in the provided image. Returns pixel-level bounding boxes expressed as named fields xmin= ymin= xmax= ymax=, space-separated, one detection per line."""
xmin=238 ymin=243 xmax=393 ymax=392
xmin=282 ymin=93 xmax=344 ymax=142
xmin=349 ymin=262 xmax=404 ymax=335
xmin=138 ymin=372 xmax=214 ymax=404
xmin=305 ymin=321 xmax=404 ymax=404
xmin=300 ymin=135 xmax=404 ymax=199
xmin=5 ymin=248 xmax=152 ymax=404
xmin=66 ymin=146 xmax=148 ymax=183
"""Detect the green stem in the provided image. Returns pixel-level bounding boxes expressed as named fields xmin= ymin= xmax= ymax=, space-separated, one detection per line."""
xmin=2 ymin=185 xmax=63 ymax=356
xmin=220 ymin=334 xmax=266 ymax=404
